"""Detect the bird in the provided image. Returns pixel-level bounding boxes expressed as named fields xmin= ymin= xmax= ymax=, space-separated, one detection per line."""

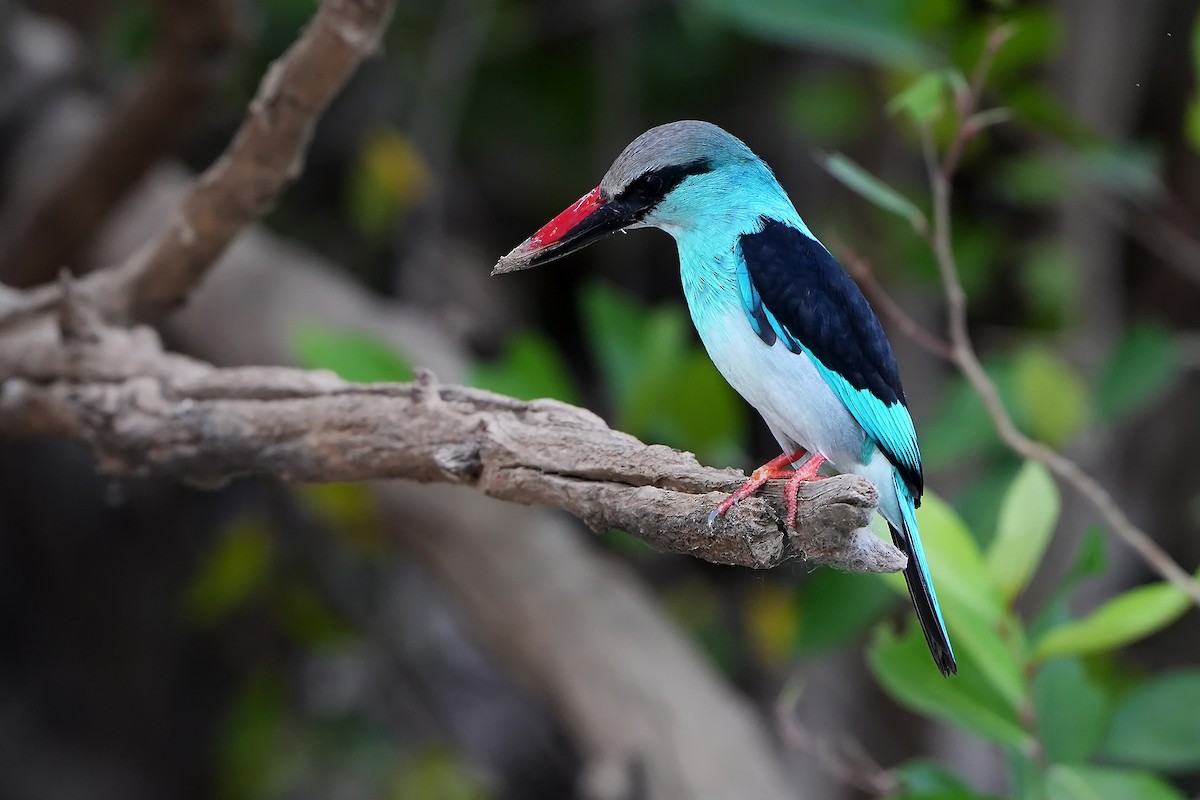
xmin=492 ymin=120 xmax=956 ymax=676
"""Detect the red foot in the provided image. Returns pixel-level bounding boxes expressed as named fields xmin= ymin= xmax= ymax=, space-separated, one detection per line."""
xmin=783 ymin=453 xmax=827 ymax=529
xmin=708 ymin=450 xmax=828 ymax=527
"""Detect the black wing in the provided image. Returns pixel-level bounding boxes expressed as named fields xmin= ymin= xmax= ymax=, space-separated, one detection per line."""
xmin=736 ymin=216 xmax=922 ymax=496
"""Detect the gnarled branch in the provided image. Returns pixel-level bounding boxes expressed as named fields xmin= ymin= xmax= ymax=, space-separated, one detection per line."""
xmin=0 ymin=0 xmax=397 ymax=329
xmin=0 ymin=305 xmax=900 ymax=573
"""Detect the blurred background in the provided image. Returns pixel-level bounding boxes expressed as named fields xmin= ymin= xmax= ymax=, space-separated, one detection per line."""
xmin=1 ymin=0 xmax=1199 ymax=798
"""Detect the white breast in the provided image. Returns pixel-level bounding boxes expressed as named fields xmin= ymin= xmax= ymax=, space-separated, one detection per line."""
xmin=690 ymin=304 xmax=868 ymax=469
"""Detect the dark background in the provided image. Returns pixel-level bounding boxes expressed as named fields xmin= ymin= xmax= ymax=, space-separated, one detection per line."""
xmin=1 ymin=1 xmax=1198 ymax=798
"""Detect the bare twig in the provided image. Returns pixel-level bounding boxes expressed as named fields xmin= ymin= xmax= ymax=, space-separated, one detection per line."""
xmin=1122 ymin=203 xmax=1200 ymax=287
xmin=0 ymin=0 xmax=397 ymax=329
xmin=923 ymin=33 xmax=1200 ymax=606
xmin=940 ymin=24 xmax=1012 ymax=182
xmin=0 ymin=311 xmax=901 ymax=574
xmin=0 ymin=0 xmax=239 ymax=288
xmin=775 ymin=678 xmax=899 ymax=797
xmin=833 ymin=239 xmax=953 ymax=360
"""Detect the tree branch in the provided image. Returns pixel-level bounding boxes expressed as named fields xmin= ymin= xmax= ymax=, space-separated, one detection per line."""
xmin=0 ymin=0 xmax=397 ymax=329
xmin=0 ymin=303 xmax=901 ymax=574
xmin=0 ymin=0 xmax=239 ymax=288
xmin=832 ymin=238 xmax=954 ymax=361
xmin=922 ymin=29 xmax=1200 ymax=606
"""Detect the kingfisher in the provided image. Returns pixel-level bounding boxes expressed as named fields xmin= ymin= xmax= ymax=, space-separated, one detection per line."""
xmin=493 ymin=120 xmax=955 ymax=676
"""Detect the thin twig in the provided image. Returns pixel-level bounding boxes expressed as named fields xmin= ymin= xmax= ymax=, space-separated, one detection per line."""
xmin=940 ymin=24 xmax=1012 ymax=181
xmin=775 ymin=677 xmax=899 ymax=797
xmin=833 ymin=238 xmax=954 ymax=361
xmin=922 ymin=34 xmax=1200 ymax=606
xmin=0 ymin=0 xmax=398 ymax=331
xmin=0 ymin=0 xmax=239 ymax=288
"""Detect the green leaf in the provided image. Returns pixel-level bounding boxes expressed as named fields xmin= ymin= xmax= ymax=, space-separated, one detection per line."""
xmin=1007 ymin=751 xmax=1046 ymax=800
xmin=277 ymin=584 xmax=353 ymax=649
xmin=888 ymin=72 xmax=946 ymax=124
xmin=347 ymin=128 xmax=431 ymax=241
xmin=662 ymin=577 xmax=739 ymax=675
xmin=1097 ymin=325 xmax=1178 ymax=421
xmin=895 ymin=759 xmax=1000 ymax=799
xmin=817 ymin=152 xmax=927 ymax=231
xmin=1078 ymin=145 xmax=1163 ymax=203
xmin=642 ymin=350 xmax=746 ymax=463
xmin=296 ymin=483 xmax=384 ymax=555
xmin=1099 ymin=670 xmax=1200 ymax=771
xmin=689 ymin=0 xmax=938 ymax=67
xmin=868 ymin=624 xmax=1030 ymax=747
xmin=580 ymin=283 xmax=745 ymax=462
xmin=579 ymin=281 xmax=648 ymax=402
xmin=1033 ymin=582 xmax=1191 ymax=661
xmin=992 ymin=144 xmax=1161 ymax=209
xmin=1189 ymin=16 xmax=1200 ymax=151
xmin=1028 ymin=525 xmax=1107 ymax=639
xmin=1033 ymin=658 xmax=1111 ymax=764
xmin=391 ymin=747 xmax=491 ymax=800
xmin=469 ymin=330 xmax=580 ymax=404
xmin=919 ymin=373 xmax=1004 ymax=468
xmin=1044 ymin=765 xmax=1184 ymax=800
xmin=888 ymin=70 xmax=964 ymax=125
xmin=745 ymin=582 xmax=799 ymax=665
xmin=1011 ymin=347 xmax=1090 ymax=446
xmin=218 ymin=674 xmax=287 ymax=800
xmin=884 ymin=494 xmax=1002 ymax=624
xmin=780 ymin=75 xmax=871 ymax=144
xmin=881 ymin=494 xmax=1025 ymax=707
xmin=291 ymin=325 xmax=413 ymax=383
xmin=974 ymin=7 xmax=1060 ymax=88
xmin=1184 ymin=99 xmax=1200 ymax=153
xmin=954 ymin=459 xmax=1022 ymax=550
xmin=993 ymin=152 xmax=1073 ymax=207
xmin=793 ymin=570 xmax=894 ymax=653
xmin=1003 ymin=83 xmax=1099 ymax=148
xmin=987 ymin=461 xmax=1060 ymax=602
xmin=943 ymin=597 xmax=1027 ymax=712
xmin=1017 ymin=241 xmax=1080 ymax=329
xmin=186 ymin=517 xmax=273 ymax=625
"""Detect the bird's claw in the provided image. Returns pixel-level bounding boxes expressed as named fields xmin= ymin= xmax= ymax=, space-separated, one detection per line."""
xmin=707 ymin=451 xmax=828 ymax=531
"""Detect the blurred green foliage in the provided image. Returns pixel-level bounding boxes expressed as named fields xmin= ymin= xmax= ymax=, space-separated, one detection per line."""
xmin=866 ymin=467 xmax=1199 ymax=799
xmin=187 ymin=515 xmax=275 ymax=626
xmin=292 ymin=325 xmax=414 ymax=383
xmin=391 ymin=748 xmax=493 ymax=800
xmin=690 ymin=0 xmax=943 ymax=67
xmin=1187 ymin=14 xmax=1200 ymax=151
xmin=348 ymin=129 xmax=433 ymax=242
xmin=579 ymin=282 xmax=747 ymax=465
xmin=807 ymin=26 xmax=1196 ymax=792
xmin=170 ymin=0 xmax=1199 ymax=796
xmin=470 ymin=329 xmax=581 ymax=404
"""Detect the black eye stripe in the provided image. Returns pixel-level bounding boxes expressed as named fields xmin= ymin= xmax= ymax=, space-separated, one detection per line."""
xmin=615 ymin=158 xmax=714 ymax=208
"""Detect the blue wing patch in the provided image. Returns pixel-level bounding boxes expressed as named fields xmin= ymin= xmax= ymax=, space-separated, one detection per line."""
xmin=736 ymin=216 xmax=923 ymax=495
xmin=735 ymin=259 xmax=776 ymax=346
xmin=807 ymin=353 xmax=922 ymax=485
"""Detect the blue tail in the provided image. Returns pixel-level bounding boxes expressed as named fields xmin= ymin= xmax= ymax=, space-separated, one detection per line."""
xmin=889 ymin=473 xmax=956 ymax=676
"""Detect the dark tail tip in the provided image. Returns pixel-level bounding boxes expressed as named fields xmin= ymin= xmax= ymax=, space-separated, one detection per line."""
xmin=889 ymin=523 xmax=957 ymax=677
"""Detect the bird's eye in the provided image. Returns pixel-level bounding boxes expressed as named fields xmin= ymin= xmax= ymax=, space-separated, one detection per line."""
xmin=623 ymin=173 xmax=664 ymax=204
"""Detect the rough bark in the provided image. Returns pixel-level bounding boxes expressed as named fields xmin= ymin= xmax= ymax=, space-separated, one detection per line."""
xmin=74 ymin=164 xmax=812 ymax=799
xmin=0 ymin=298 xmax=897 ymax=573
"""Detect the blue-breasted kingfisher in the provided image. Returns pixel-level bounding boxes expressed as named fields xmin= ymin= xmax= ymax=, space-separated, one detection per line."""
xmin=493 ymin=120 xmax=956 ymax=676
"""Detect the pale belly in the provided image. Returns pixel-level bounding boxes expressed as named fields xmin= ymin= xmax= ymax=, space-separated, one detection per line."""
xmin=691 ymin=308 xmax=867 ymax=472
